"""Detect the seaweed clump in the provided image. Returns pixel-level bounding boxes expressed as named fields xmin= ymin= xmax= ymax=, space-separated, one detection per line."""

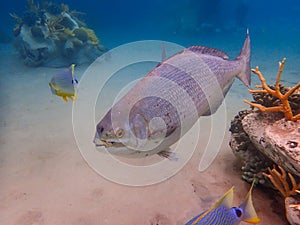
xmin=10 ymin=0 xmax=105 ymax=67
xmin=73 ymin=27 xmax=88 ymax=42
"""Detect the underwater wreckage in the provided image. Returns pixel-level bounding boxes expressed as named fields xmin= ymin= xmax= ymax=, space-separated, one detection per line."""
xmin=229 ymin=58 xmax=300 ymax=224
xmin=10 ymin=0 xmax=105 ymax=67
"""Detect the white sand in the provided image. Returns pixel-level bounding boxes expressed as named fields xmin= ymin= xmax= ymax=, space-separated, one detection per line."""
xmin=0 ymin=38 xmax=296 ymax=225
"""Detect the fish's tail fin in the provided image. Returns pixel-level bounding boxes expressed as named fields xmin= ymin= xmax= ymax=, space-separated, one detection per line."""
xmin=236 ymin=29 xmax=251 ymax=88
xmin=239 ymin=181 xmax=261 ymax=224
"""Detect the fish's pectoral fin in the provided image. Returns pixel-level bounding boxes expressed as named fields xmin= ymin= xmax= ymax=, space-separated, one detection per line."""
xmin=157 ymin=149 xmax=178 ymax=161
xmin=240 ymin=181 xmax=261 ymax=224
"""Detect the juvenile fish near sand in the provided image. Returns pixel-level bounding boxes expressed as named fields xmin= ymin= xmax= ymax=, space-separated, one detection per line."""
xmin=185 ymin=183 xmax=261 ymax=225
xmin=94 ymin=31 xmax=251 ymax=158
xmin=49 ymin=64 xmax=78 ymax=102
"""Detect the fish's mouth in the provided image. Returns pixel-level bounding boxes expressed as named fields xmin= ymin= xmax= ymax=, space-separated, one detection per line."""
xmin=93 ymin=136 xmax=125 ymax=148
xmin=94 ymin=140 xmax=112 ymax=147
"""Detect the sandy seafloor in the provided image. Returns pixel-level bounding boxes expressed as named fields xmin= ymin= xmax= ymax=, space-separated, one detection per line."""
xmin=0 ymin=30 xmax=299 ymax=225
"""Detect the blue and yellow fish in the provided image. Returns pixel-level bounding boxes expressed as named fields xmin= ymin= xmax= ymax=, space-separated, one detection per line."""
xmin=49 ymin=64 xmax=78 ymax=102
xmin=185 ymin=183 xmax=261 ymax=225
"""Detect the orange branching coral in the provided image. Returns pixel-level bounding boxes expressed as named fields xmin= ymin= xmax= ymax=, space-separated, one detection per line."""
xmin=263 ymin=165 xmax=300 ymax=198
xmin=244 ymin=58 xmax=300 ymax=121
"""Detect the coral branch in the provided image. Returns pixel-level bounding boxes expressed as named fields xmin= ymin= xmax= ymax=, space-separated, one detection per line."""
xmin=244 ymin=58 xmax=300 ymax=121
xmin=9 ymin=13 xmax=23 ymax=24
xmin=263 ymin=165 xmax=300 ymax=198
xmin=275 ymin=58 xmax=286 ymax=91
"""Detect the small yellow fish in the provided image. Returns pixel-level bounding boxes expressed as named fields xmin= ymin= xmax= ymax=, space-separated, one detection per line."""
xmin=49 ymin=64 xmax=78 ymax=102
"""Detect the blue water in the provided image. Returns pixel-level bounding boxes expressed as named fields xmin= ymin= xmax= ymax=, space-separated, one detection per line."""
xmin=2 ymin=0 xmax=299 ymax=72
xmin=2 ymin=0 xmax=300 ymax=46
xmin=0 ymin=1 xmax=299 ymax=224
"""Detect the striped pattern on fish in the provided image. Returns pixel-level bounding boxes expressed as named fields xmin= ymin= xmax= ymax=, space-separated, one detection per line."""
xmin=94 ymin=31 xmax=250 ymax=158
xmin=186 ymin=206 xmax=242 ymax=225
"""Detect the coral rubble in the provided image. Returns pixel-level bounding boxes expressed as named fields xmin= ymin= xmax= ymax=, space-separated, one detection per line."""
xmin=10 ymin=1 xmax=105 ymax=67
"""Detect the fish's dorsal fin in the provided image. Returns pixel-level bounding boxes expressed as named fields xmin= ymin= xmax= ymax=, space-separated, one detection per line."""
xmin=70 ymin=64 xmax=76 ymax=79
xmin=211 ymin=186 xmax=234 ymax=209
xmin=192 ymin=187 xmax=234 ymax=224
xmin=239 ymin=182 xmax=261 ymax=224
xmin=187 ymin=46 xmax=229 ymax=59
xmin=161 ymin=42 xmax=166 ymax=61
xmin=155 ymin=43 xmax=167 ymax=68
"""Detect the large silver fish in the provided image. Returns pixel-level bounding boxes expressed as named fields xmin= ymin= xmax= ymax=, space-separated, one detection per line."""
xmin=94 ymin=31 xmax=250 ymax=158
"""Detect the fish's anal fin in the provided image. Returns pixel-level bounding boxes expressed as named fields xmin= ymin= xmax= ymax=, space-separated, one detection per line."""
xmin=157 ymin=149 xmax=178 ymax=161
xmin=62 ymin=96 xmax=68 ymax=102
xmin=240 ymin=182 xmax=261 ymax=224
xmin=188 ymin=46 xmax=229 ymax=59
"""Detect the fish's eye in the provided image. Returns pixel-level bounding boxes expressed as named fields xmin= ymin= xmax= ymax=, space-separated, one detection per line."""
xmin=115 ymin=128 xmax=125 ymax=138
xmin=233 ymin=207 xmax=243 ymax=218
xmin=98 ymin=126 xmax=104 ymax=134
